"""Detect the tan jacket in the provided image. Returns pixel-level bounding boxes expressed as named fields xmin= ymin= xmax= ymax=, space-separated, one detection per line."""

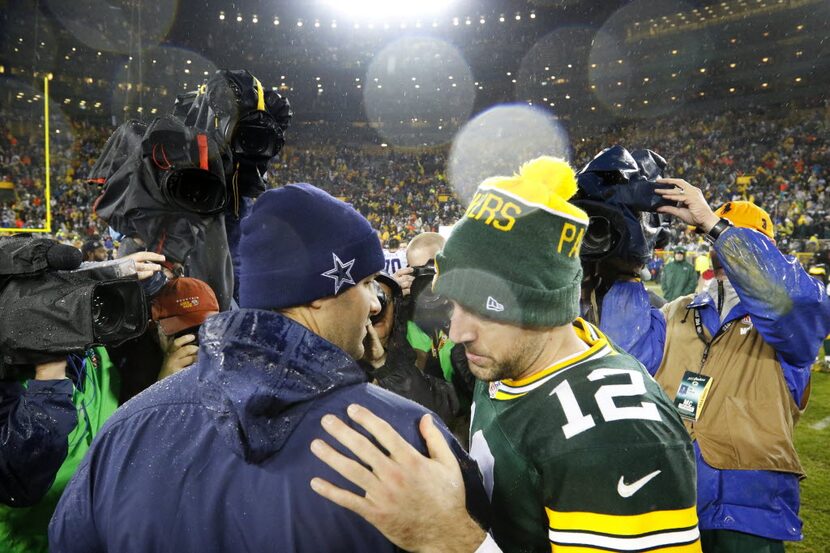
xmin=655 ymin=297 xmax=807 ymax=476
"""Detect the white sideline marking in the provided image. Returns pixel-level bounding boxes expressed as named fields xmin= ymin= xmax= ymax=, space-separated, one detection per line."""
xmin=809 ymin=416 xmax=830 ymax=431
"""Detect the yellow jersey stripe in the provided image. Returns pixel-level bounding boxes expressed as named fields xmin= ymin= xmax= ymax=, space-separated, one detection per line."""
xmin=550 ymin=540 xmax=701 ymax=552
xmin=547 ymin=506 xmax=698 ymax=536
xmin=493 ymin=390 xmax=528 ymax=400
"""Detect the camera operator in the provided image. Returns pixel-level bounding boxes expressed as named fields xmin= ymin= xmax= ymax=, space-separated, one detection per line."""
xmin=390 ymin=232 xmax=442 ymax=298
xmin=152 ymin=277 xmax=219 ymax=381
xmin=594 ymin=181 xmax=830 ymax=551
xmin=110 ymin=276 xmax=220 ymax=402
xmin=360 ymin=273 xmax=460 ymax=425
xmin=0 ymin=235 xmax=163 ymax=553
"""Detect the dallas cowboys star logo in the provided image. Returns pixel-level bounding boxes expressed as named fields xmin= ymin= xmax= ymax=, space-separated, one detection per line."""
xmin=321 ymin=252 xmax=356 ymax=294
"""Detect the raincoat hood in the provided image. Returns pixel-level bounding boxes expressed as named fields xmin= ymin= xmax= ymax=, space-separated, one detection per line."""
xmin=195 ymin=309 xmax=365 ymax=463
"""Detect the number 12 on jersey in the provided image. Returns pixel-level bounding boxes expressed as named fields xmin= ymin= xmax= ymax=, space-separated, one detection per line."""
xmin=549 ymin=368 xmax=662 ymax=439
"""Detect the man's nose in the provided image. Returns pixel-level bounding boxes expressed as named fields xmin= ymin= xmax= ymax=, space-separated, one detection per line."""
xmin=448 ymin=307 xmax=476 ymax=345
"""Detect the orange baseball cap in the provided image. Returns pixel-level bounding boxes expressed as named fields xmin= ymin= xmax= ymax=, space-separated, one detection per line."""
xmin=714 ymin=201 xmax=774 ymax=240
xmin=151 ymin=277 xmax=219 ymax=336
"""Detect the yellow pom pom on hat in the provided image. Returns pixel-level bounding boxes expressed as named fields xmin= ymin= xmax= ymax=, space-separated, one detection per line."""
xmin=478 ymin=156 xmax=588 ymax=224
xmin=435 ymin=156 xmax=588 ymax=327
xmin=714 ymin=201 xmax=774 ymax=240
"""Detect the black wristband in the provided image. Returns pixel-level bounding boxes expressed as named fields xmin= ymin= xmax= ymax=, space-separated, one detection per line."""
xmin=705 ymin=218 xmax=733 ymax=242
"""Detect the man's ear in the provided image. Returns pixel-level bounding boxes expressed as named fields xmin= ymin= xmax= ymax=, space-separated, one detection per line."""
xmin=310 ymin=295 xmax=337 ymax=311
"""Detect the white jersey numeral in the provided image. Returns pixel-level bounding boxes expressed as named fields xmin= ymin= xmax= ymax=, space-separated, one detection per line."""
xmin=550 ymin=369 xmax=662 ymax=439
xmin=550 ymin=380 xmax=596 ymax=439
xmin=469 ymin=429 xmax=496 ymax=501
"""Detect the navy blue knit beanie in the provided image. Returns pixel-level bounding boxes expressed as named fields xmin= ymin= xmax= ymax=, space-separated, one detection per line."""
xmin=239 ymin=184 xmax=384 ymax=309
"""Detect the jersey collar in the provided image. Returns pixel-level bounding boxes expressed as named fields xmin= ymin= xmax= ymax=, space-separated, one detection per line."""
xmin=491 ymin=318 xmax=614 ymax=400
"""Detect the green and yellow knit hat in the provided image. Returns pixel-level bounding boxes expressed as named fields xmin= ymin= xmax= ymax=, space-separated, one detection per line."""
xmin=434 ymin=156 xmax=588 ymax=327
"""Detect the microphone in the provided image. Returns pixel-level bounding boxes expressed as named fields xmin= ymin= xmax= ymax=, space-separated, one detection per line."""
xmin=45 ymin=243 xmax=83 ymax=270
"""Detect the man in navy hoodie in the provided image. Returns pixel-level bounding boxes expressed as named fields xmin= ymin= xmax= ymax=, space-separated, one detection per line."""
xmin=49 ymin=184 xmax=489 ymax=553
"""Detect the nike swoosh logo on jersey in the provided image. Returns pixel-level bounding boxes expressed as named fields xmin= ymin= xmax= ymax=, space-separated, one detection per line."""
xmin=617 ymin=470 xmax=662 ymax=498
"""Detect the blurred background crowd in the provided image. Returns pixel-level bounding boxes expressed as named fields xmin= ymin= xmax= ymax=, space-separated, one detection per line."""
xmin=3 ymin=105 xmax=829 ymax=256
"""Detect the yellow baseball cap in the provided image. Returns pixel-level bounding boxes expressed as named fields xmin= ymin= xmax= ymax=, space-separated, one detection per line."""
xmin=714 ymin=201 xmax=774 ymax=240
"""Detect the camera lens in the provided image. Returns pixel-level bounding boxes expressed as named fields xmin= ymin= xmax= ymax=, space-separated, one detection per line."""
xmin=92 ymin=286 xmax=126 ymax=337
xmin=233 ymin=112 xmax=280 ymax=159
xmin=237 ymin=126 xmax=272 ymax=155
xmin=165 ymin=168 xmax=226 ymax=214
xmin=582 ymin=215 xmax=618 ymax=258
xmin=370 ymin=281 xmax=389 ymax=325
xmin=91 ymin=281 xmax=148 ymax=345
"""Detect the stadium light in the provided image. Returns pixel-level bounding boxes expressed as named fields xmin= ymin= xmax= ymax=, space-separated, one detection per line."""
xmin=322 ymin=0 xmax=454 ymax=21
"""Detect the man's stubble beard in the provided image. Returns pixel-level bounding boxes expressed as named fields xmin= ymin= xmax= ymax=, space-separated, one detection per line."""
xmin=465 ymin=333 xmax=546 ymax=383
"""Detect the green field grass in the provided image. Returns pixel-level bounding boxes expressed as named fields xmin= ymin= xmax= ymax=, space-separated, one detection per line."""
xmin=787 ymin=370 xmax=830 ymax=553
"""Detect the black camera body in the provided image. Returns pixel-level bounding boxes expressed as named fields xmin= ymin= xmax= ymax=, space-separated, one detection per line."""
xmin=174 ymin=69 xmax=293 ymax=199
xmin=0 ymin=237 xmax=148 ymax=373
xmin=90 ymin=116 xmax=230 ymax=264
xmin=408 ymin=261 xmax=452 ymax=336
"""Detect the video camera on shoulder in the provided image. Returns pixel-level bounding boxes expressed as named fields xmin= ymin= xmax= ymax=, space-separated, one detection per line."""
xmin=0 ymin=236 xmax=147 ymax=374
xmin=574 ymin=145 xmax=672 ymax=264
xmin=174 ymin=69 xmax=292 ymax=198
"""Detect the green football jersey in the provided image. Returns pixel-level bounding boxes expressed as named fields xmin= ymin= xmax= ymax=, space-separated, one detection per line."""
xmin=469 ymin=319 xmax=700 ymax=553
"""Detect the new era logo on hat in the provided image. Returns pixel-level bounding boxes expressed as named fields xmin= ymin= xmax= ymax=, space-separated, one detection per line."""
xmin=486 ymin=296 xmax=505 ymax=312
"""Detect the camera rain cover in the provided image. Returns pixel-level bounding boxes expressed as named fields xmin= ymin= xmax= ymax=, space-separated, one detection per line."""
xmin=0 ymin=271 xmax=147 ymax=365
xmin=91 ymin=116 xmax=228 ymax=264
xmin=575 ymin=145 xmax=671 ymax=263
xmin=175 ymin=70 xmax=292 ymax=160
xmin=174 ymin=69 xmax=292 ymax=199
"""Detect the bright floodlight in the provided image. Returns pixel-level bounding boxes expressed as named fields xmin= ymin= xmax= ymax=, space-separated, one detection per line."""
xmin=323 ymin=0 xmax=454 ymax=20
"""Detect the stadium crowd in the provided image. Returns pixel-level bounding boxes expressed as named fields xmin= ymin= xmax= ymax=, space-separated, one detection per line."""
xmin=3 ymin=105 xmax=829 ymax=254
xmin=2 ymin=81 xmax=830 ymax=552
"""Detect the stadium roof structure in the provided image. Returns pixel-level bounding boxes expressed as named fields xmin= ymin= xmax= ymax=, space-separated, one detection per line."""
xmin=0 ymin=0 xmax=827 ymax=136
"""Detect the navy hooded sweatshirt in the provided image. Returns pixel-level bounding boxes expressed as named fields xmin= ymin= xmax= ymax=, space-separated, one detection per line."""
xmin=48 ymin=309 xmax=489 ymax=552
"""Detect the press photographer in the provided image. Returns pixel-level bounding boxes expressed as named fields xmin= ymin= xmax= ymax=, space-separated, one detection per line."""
xmin=389 ymin=233 xmax=475 ymax=440
xmin=360 ymin=272 xmax=461 ymax=425
xmin=0 ymin=235 xmax=161 ymax=553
